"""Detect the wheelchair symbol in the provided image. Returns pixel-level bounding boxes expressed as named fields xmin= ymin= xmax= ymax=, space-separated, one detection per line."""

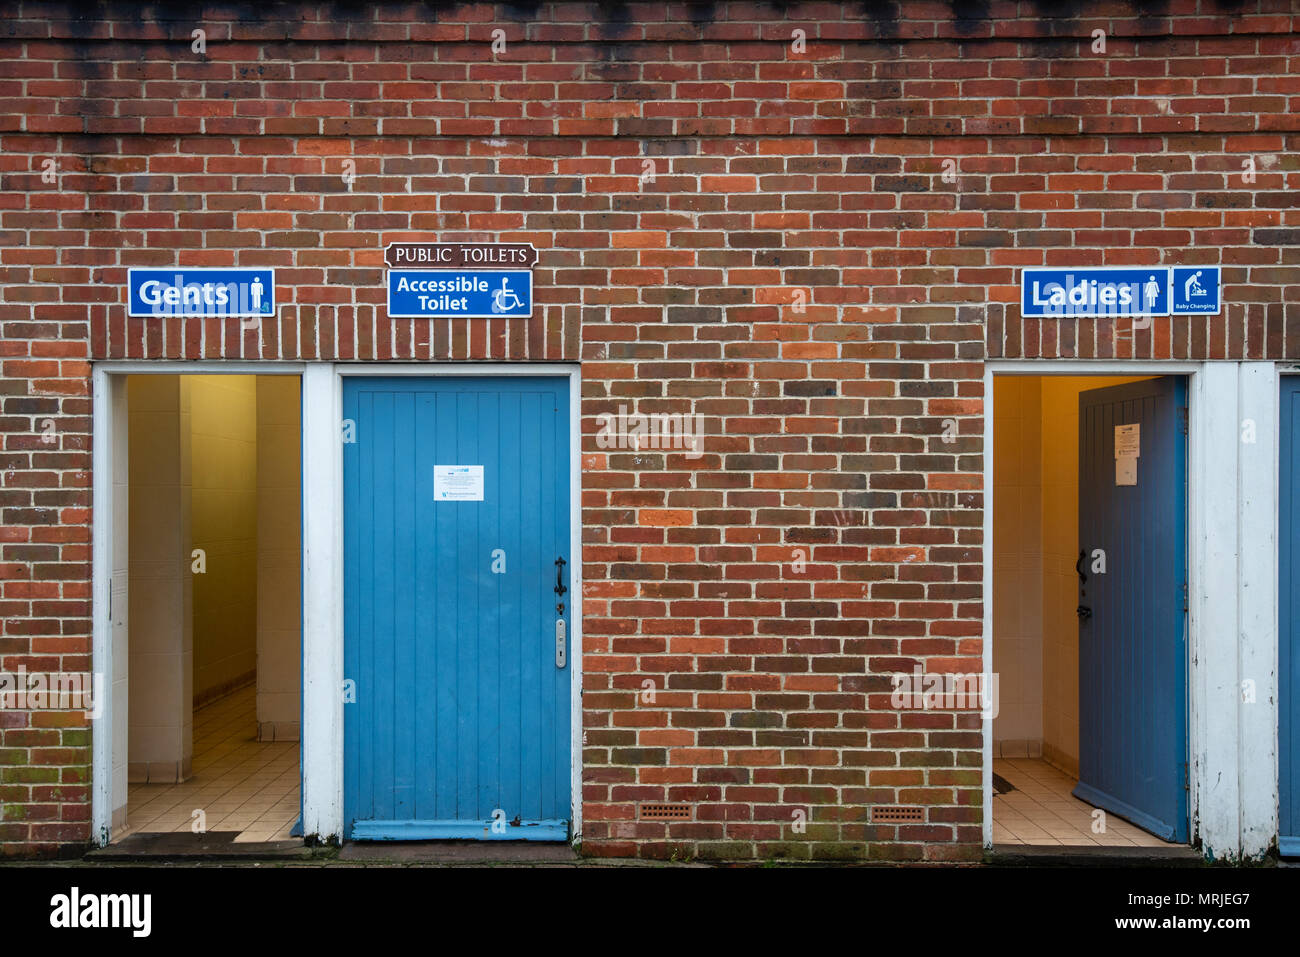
xmin=491 ymin=278 xmax=526 ymax=314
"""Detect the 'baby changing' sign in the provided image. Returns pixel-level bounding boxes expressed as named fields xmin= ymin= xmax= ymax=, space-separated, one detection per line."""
xmin=1171 ymin=266 xmax=1221 ymax=315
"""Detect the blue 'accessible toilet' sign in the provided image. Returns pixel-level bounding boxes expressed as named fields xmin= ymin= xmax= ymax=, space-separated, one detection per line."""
xmin=127 ymin=268 xmax=275 ymax=318
xmin=387 ymin=269 xmax=533 ymax=319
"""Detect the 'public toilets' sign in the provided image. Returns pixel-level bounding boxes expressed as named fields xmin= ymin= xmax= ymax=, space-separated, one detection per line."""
xmin=1021 ymin=266 xmax=1220 ymax=318
xmin=127 ymin=268 xmax=275 ymax=318
xmin=385 ymin=242 xmax=536 ymax=319
xmin=385 ymin=243 xmax=537 ymax=270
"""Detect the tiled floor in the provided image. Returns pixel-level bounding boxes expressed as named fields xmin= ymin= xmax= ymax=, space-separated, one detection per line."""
xmin=992 ymin=757 xmax=1177 ymax=847
xmin=113 ymin=684 xmax=300 ymax=844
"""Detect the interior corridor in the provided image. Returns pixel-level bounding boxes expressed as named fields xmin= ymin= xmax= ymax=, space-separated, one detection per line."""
xmin=112 ymin=685 xmax=299 ymax=844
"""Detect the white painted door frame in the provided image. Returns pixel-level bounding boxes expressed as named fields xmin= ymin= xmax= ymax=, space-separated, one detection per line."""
xmin=983 ymin=360 xmax=1279 ymax=861
xmin=91 ymin=361 xmax=305 ymax=845
xmin=93 ymin=361 xmax=584 ymax=848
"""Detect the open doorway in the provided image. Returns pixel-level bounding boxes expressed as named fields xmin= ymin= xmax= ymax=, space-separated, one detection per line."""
xmin=991 ymin=373 xmax=1189 ymax=849
xmin=109 ymin=374 xmax=302 ymax=847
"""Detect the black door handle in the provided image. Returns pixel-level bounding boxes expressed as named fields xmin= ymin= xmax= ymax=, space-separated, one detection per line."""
xmin=554 ymin=556 xmax=567 ymax=616
xmin=1076 ymin=549 xmax=1091 ymax=621
xmin=551 ymin=556 xmax=566 ymax=616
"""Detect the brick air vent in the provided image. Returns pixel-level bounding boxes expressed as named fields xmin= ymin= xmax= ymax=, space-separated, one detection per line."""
xmin=639 ymin=803 xmax=692 ymax=821
xmin=872 ymin=806 xmax=925 ymax=823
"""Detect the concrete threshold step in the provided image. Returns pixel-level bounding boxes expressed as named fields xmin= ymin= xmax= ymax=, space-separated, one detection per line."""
xmin=990 ymin=843 xmax=1204 ymax=866
xmin=85 ymin=831 xmax=313 ymax=862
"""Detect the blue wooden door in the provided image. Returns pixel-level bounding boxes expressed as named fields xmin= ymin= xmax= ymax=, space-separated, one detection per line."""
xmin=343 ymin=376 xmax=571 ymax=841
xmin=1280 ymin=377 xmax=1300 ymax=856
xmin=1074 ymin=377 xmax=1189 ymax=842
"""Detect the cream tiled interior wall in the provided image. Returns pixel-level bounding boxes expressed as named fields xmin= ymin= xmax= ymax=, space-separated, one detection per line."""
xmin=992 ymin=376 xmax=1043 ymax=756
xmin=1039 ymin=378 xmax=1082 ymax=775
xmin=190 ymin=375 xmax=259 ymax=703
xmin=125 ymin=374 xmax=302 ymax=789
xmin=126 ymin=375 xmax=193 ymax=783
xmin=256 ymin=376 xmax=301 ymax=741
xmin=993 ymin=374 xmax=1154 ymax=773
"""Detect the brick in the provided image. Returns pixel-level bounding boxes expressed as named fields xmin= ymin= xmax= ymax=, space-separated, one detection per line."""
xmin=0 ymin=0 xmax=1288 ymax=865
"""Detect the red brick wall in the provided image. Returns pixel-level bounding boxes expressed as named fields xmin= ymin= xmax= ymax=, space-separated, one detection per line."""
xmin=0 ymin=1 xmax=1297 ymax=859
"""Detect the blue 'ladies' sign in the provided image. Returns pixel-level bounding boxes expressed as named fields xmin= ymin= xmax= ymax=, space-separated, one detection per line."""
xmin=1021 ymin=266 xmax=1221 ymax=318
xmin=1022 ymin=267 xmax=1170 ymax=318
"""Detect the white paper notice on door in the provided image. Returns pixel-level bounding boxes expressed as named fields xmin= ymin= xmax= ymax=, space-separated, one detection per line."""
xmin=434 ymin=465 xmax=484 ymax=501
xmin=1114 ymin=423 xmax=1139 ymax=486
xmin=1115 ymin=456 xmax=1137 ymax=486
xmin=1114 ymin=423 xmax=1140 ymax=458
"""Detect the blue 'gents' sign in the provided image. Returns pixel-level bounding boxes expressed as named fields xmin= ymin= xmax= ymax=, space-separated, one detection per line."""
xmin=1022 ymin=267 xmax=1169 ymax=318
xmin=387 ymin=269 xmax=533 ymax=319
xmin=127 ymin=268 xmax=275 ymax=318
xmin=1021 ymin=266 xmax=1221 ymax=318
